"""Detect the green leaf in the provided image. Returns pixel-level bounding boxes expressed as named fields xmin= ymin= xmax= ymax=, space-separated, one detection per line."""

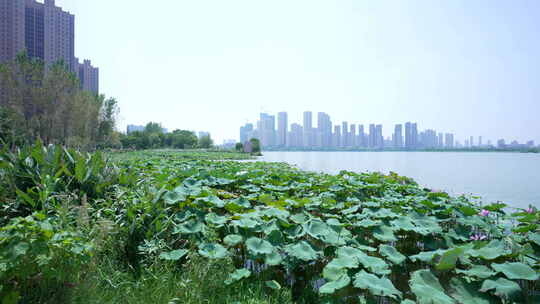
xmin=265 ymin=280 xmax=281 ymax=290
xmin=205 ymin=213 xmax=228 ymax=226
xmin=159 ymin=249 xmax=188 ymax=261
xmin=284 ymin=241 xmax=319 ymax=261
xmin=455 ymin=265 xmax=496 ymax=279
xmin=480 ymin=278 xmax=522 ymax=299
xmin=223 ymin=234 xmax=243 ymax=247
xmin=469 ymin=240 xmax=510 ymax=260
xmin=13 ymin=242 xmax=29 ymax=257
xmin=225 ymin=268 xmax=251 ymax=285
xmin=353 ymin=270 xmax=402 ymax=300
xmin=245 ymin=237 xmax=274 ymax=255
xmin=319 ymin=274 xmax=350 ymax=294
xmin=409 ymin=270 xmax=455 ymax=304
xmin=491 ymin=262 xmax=539 ymax=281
xmin=436 ymin=247 xmax=464 ymax=271
xmin=16 ymin=189 xmax=36 ymax=208
xmin=356 ymin=252 xmax=390 ymax=275
xmin=373 ymin=225 xmax=397 ymax=242
xmin=449 ymin=278 xmax=496 ymax=304
xmin=379 ymin=245 xmax=406 ymax=265
xmin=264 ymin=251 xmax=283 ymax=266
xmin=174 ymin=219 xmax=204 ymax=234
xmin=528 ymin=232 xmax=540 ymax=246
xmin=198 ymin=243 xmax=228 ymax=259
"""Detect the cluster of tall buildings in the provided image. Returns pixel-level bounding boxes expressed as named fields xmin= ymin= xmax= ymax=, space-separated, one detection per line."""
xmin=0 ymin=0 xmax=98 ymax=93
xmin=240 ymin=111 xmax=460 ymax=150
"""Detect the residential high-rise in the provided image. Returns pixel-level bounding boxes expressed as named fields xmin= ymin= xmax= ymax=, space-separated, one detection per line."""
xmin=341 ymin=121 xmax=349 ymax=147
xmin=0 ymin=0 xmax=25 ymax=63
xmin=287 ymin=123 xmax=303 ymax=147
xmin=277 ymin=112 xmax=288 ymax=147
xmin=316 ymin=112 xmax=332 ymax=148
xmin=368 ymin=124 xmax=376 ymax=148
xmin=1 ymin=0 xmax=98 ymax=92
xmin=438 ymin=132 xmax=444 ymax=148
xmin=77 ymin=59 xmax=99 ymax=94
xmin=470 ymin=136 xmax=474 ymax=147
xmin=303 ymin=111 xmax=313 ymax=148
xmin=445 ymin=133 xmax=455 ymax=148
xmin=258 ymin=113 xmax=276 ymax=147
xmin=239 ymin=123 xmax=254 ymax=143
xmin=358 ymin=124 xmax=365 ymax=147
xmin=479 ymin=136 xmax=483 ymax=147
xmin=350 ymin=124 xmax=357 ymax=147
xmin=393 ymin=124 xmax=403 ymax=148
xmin=333 ymin=125 xmax=341 ymax=147
xmin=376 ymin=124 xmax=383 ymax=148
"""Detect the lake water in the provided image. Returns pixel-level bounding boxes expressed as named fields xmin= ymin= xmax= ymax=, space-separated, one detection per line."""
xmin=258 ymin=151 xmax=540 ymax=210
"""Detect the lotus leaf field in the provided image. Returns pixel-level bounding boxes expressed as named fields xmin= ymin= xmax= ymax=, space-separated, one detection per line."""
xmin=1 ymin=144 xmax=539 ymax=303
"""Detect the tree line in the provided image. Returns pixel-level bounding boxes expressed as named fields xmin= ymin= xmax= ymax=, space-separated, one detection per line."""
xmin=0 ymin=52 xmax=119 ymax=149
xmin=119 ymin=122 xmax=214 ymax=150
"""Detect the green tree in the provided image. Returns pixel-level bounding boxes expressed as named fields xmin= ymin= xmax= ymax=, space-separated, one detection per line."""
xmin=198 ymin=135 xmax=213 ymax=149
xmin=235 ymin=142 xmax=244 ymax=152
xmin=250 ymin=138 xmax=261 ymax=153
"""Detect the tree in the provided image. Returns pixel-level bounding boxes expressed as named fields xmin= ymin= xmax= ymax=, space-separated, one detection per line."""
xmin=171 ymin=130 xmax=198 ymax=149
xmin=235 ymin=142 xmax=244 ymax=152
xmin=198 ymin=135 xmax=213 ymax=149
xmin=250 ymin=138 xmax=261 ymax=154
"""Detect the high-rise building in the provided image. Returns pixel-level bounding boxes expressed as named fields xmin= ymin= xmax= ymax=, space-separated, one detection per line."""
xmin=393 ymin=124 xmax=403 ymax=148
xmin=375 ymin=124 xmax=383 ymax=148
xmin=470 ymin=136 xmax=474 ymax=147
xmin=350 ymin=124 xmax=357 ymax=147
xmin=445 ymin=133 xmax=454 ymax=148
xmin=333 ymin=125 xmax=341 ymax=147
xmin=240 ymin=123 xmax=254 ymax=143
xmin=0 ymin=0 xmax=25 ymax=63
xmin=342 ymin=121 xmax=349 ymax=147
xmin=479 ymin=136 xmax=483 ymax=147
xmin=358 ymin=124 xmax=365 ymax=148
xmin=258 ymin=113 xmax=276 ymax=147
xmin=77 ymin=59 xmax=99 ymax=94
xmin=287 ymin=123 xmax=303 ymax=147
xmin=1 ymin=0 xmax=98 ymax=92
xmin=277 ymin=112 xmax=288 ymax=147
xmin=303 ymin=111 xmax=313 ymax=148
xmin=412 ymin=123 xmax=418 ymax=148
xmin=438 ymin=133 xmax=444 ymax=148
xmin=316 ymin=112 xmax=332 ymax=148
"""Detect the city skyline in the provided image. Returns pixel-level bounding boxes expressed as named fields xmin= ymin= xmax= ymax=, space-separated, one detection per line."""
xmin=4 ymin=0 xmax=539 ymax=144
xmin=240 ymin=111 xmax=537 ymax=150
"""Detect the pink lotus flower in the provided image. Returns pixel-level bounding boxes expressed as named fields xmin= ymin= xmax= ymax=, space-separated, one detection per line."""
xmin=479 ymin=209 xmax=490 ymax=216
xmin=470 ymin=233 xmax=487 ymax=241
xmin=526 ymin=207 xmax=535 ymax=214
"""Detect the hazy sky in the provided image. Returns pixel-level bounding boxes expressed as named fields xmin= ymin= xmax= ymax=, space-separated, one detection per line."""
xmin=55 ymin=0 xmax=540 ymax=144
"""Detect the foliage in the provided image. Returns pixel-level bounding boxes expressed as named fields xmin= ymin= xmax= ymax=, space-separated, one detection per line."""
xmin=121 ymin=126 xmax=199 ymax=150
xmin=0 ymin=52 xmax=120 ymax=149
xmin=236 ymin=142 xmax=245 ymax=152
xmin=250 ymin=137 xmax=261 ymax=153
xmin=1 ymin=147 xmax=539 ymax=303
xmin=198 ymin=135 xmax=214 ymax=149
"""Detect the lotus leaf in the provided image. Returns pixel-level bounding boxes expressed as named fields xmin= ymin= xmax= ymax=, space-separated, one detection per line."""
xmin=353 ymin=270 xmax=402 ymax=300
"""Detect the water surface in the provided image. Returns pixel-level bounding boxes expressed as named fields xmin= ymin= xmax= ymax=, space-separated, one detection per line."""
xmin=259 ymin=151 xmax=540 ymax=209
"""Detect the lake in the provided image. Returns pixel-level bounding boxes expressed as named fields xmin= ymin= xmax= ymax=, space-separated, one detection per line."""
xmin=258 ymin=151 xmax=540 ymax=210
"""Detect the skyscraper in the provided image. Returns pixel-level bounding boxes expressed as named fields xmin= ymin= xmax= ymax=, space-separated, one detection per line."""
xmin=77 ymin=59 xmax=99 ymax=94
xmin=317 ymin=112 xmax=332 ymax=148
xmin=258 ymin=113 xmax=276 ymax=147
xmin=303 ymin=111 xmax=313 ymax=148
xmin=333 ymin=125 xmax=341 ymax=147
xmin=470 ymin=136 xmax=474 ymax=147
xmin=239 ymin=123 xmax=254 ymax=143
xmin=350 ymin=124 xmax=357 ymax=147
xmin=277 ymin=112 xmax=288 ymax=147
xmin=445 ymin=133 xmax=455 ymax=148
xmin=1 ymin=0 xmax=98 ymax=92
xmin=369 ymin=124 xmax=376 ymax=148
xmin=288 ymin=123 xmax=303 ymax=147
xmin=358 ymin=124 xmax=365 ymax=147
xmin=438 ymin=133 xmax=444 ymax=148
xmin=393 ymin=124 xmax=403 ymax=148
xmin=342 ymin=121 xmax=349 ymax=147
xmin=376 ymin=124 xmax=383 ymax=148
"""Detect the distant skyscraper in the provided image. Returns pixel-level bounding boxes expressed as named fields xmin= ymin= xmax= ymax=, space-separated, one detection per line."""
xmin=479 ymin=136 xmax=483 ymax=147
xmin=438 ymin=132 xmax=444 ymax=148
xmin=350 ymin=124 xmax=357 ymax=147
xmin=342 ymin=121 xmax=349 ymax=147
xmin=470 ymin=136 xmax=474 ymax=147
xmin=277 ymin=112 xmax=288 ymax=147
xmin=369 ymin=124 xmax=376 ymax=148
xmin=412 ymin=123 xmax=418 ymax=148
xmin=240 ymin=123 xmax=254 ymax=143
xmin=405 ymin=122 xmax=412 ymax=149
xmin=288 ymin=123 xmax=303 ymax=147
xmin=316 ymin=112 xmax=332 ymax=148
xmin=358 ymin=124 xmax=365 ymax=147
xmin=303 ymin=111 xmax=313 ymax=148
xmin=376 ymin=124 xmax=383 ymax=148
xmin=393 ymin=124 xmax=403 ymax=148
xmin=258 ymin=113 xmax=276 ymax=147
xmin=333 ymin=125 xmax=341 ymax=147
xmin=445 ymin=133 xmax=454 ymax=148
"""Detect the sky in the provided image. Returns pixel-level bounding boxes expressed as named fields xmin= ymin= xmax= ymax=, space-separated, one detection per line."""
xmin=55 ymin=0 xmax=540 ymax=144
